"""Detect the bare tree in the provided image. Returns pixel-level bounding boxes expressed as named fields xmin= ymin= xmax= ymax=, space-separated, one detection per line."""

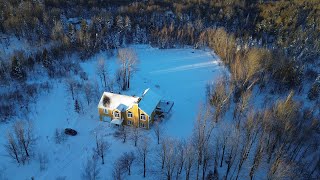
xmin=192 ymin=106 xmax=215 ymax=180
xmin=113 ymin=159 xmax=124 ymax=180
xmin=207 ymin=28 xmax=236 ymax=65
xmin=131 ymin=126 xmax=139 ymax=147
xmin=66 ymin=77 xmax=77 ymax=100
xmin=249 ymin=129 xmax=265 ymax=180
xmin=235 ymin=112 xmax=260 ymax=180
xmin=96 ymin=58 xmax=108 ymax=89
xmin=94 ymin=134 xmax=111 ymax=164
xmin=4 ymin=132 xmax=20 ymax=164
xmin=162 ymin=138 xmax=178 ymax=180
xmin=137 ymin=137 xmax=150 ymax=178
xmin=223 ymin=126 xmax=240 ymax=180
xmin=202 ymin=142 xmax=214 ymax=180
xmin=158 ymin=142 xmax=166 ymax=170
xmin=184 ymin=141 xmax=195 ymax=180
xmin=216 ymin=125 xmax=230 ymax=168
xmin=209 ymin=76 xmax=232 ymax=123
xmin=117 ymin=48 xmax=138 ymax=90
xmin=176 ymin=140 xmax=186 ymax=178
xmin=233 ymin=89 xmax=252 ymax=127
xmin=84 ymin=82 xmax=93 ymax=105
xmin=82 ymin=156 xmax=100 ymax=180
xmin=268 ymin=158 xmax=295 ymax=180
xmin=153 ymin=121 xmax=163 ymax=145
xmin=120 ymin=125 xmax=128 ymax=143
xmin=14 ymin=120 xmax=34 ymax=158
xmin=119 ymin=152 xmax=135 ymax=175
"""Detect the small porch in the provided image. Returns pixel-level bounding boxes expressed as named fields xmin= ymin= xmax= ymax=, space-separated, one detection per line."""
xmin=154 ymin=100 xmax=174 ymax=120
xmin=110 ymin=118 xmax=123 ymax=127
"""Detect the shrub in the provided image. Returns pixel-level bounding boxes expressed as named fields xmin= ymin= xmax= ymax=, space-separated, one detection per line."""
xmin=308 ymin=83 xmax=320 ymax=100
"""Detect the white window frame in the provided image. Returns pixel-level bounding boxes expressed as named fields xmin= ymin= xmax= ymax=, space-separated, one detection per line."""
xmin=127 ymin=120 xmax=132 ymax=125
xmin=127 ymin=111 xmax=133 ymax=118
xmin=140 ymin=114 xmax=146 ymax=121
xmin=114 ymin=111 xmax=120 ymax=118
xmin=140 ymin=122 xmax=145 ymax=128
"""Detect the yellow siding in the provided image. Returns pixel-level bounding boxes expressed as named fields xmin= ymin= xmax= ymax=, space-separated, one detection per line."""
xmin=127 ymin=104 xmax=140 ymax=127
xmin=98 ymin=107 xmax=112 ymax=121
xmin=138 ymin=108 xmax=149 ymax=129
xmin=98 ymin=103 xmax=153 ymax=129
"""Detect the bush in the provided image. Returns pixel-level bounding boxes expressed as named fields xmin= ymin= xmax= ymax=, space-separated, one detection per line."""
xmin=272 ymin=60 xmax=302 ymax=91
xmin=308 ymin=83 xmax=320 ymax=100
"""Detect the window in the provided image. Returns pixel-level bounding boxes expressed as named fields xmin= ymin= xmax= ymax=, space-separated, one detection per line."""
xmin=114 ymin=111 xmax=120 ymax=118
xmin=140 ymin=122 xmax=145 ymax=128
xmin=127 ymin=111 xmax=133 ymax=118
xmin=140 ymin=114 xmax=146 ymax=120
xmin=104 ymin=109 xmax=108 ymax=114
xmin=127 ymin=120 xmax=132 ymax=125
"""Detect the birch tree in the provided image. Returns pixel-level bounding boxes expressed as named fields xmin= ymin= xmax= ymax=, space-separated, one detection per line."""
xmin=192 ymin=106 xmax=215 ymax=180
xmin=131 ymin=126 xmax=139 ymax=147
xmin=137 ymin=137 xmax=150 ymax=178
xmin=96 ymin=58 xmax=108 ymax=89
xmin=5 ymin=132 xmax=21 ymax=164
xmin=94 ymin=134 xmax=111 ymax=165
xmin=14 ymin=120 xmax=34 ymax=158
xmin=117 ymin=48 xmax=138 ymax=90
xmin=82 ymin=156 xmax=100 ymax=180
xmin=66 ymin=77 xmax=77 ymax=100
xmin=184 ymin=142 xmax=195 ymax=180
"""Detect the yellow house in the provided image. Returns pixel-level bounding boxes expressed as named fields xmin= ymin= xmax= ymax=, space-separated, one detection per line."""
xmin=97 ymin=88 xmax=161 ymax=129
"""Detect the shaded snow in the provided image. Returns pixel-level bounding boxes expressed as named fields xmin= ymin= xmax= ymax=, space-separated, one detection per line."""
xmin=0 ymin=45 xmax=226 ymax=179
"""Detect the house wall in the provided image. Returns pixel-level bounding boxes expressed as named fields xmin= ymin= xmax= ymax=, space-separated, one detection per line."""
xmin=138 ymin=108 xmax=149 ymax=129
xmin=126 ymin=104 xmax=150 ymax=129
xmin=125 ymin=104 xmax=137 ymax=127
xmin=98 ymin=104 xmax=151 ymax=129
xmin=98 ymin=108 xmax=112 ymax=120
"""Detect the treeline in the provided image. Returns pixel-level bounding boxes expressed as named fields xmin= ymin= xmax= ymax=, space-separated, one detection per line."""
xmin=1 ymin=0 xmax=319 ymax=89
xmin=1 ymin=0 xmax=319 ymax=61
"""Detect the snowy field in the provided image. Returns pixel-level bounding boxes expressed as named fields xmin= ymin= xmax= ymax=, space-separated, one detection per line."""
xmin=0 ymin=45 xmax=226 ymax=179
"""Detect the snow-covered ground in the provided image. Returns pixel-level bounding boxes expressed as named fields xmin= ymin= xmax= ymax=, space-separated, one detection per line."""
xmin=0 ymin=45 xmax=226 ymax=179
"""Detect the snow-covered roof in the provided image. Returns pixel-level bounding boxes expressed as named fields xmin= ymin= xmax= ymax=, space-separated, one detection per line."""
xmin=138 ymin=88 xmax=162 ymax=115
xmin=98 ymin=92 xmax=139 ymax=110
xmin=117 ymin=104 xmax=128 ymax=112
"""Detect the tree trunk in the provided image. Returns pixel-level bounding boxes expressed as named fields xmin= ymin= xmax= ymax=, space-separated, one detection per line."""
xmin=186 ymin=169 xmax=190 ymax=180
xmin=102 ymin=154 xmax=104 ymax=164
xmin=220 ymin=144 xmax=225 ymax=167
xmin=103 ymin=73 xmax=107 ymax=88
xmin=14 ymin=150 xmax=20 ymax=164
xmin=71 ymin=88 xmax=74 ymax=100
xmin=127 ymin=70 xmax=130 ymax=89
xmin=129 ymin=165 xmax=131 ymax=175
xmin=143 ymin=154 xmax=146 ymax=177
xmin=196 ymin=160 xmax=200 ymax=180
xmin=23 ymin=143 xmax=29 ymax=157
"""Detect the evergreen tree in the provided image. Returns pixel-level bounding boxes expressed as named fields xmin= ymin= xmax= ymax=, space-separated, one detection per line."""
xmin=42 ymin=48 xmax=50 ymax=69
xmin=10 ymin=56 xmax=26 ymax=81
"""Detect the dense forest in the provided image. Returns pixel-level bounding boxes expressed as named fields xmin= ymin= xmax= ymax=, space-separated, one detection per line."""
xmin=0 ymin=0 xmax=319 ymax=179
